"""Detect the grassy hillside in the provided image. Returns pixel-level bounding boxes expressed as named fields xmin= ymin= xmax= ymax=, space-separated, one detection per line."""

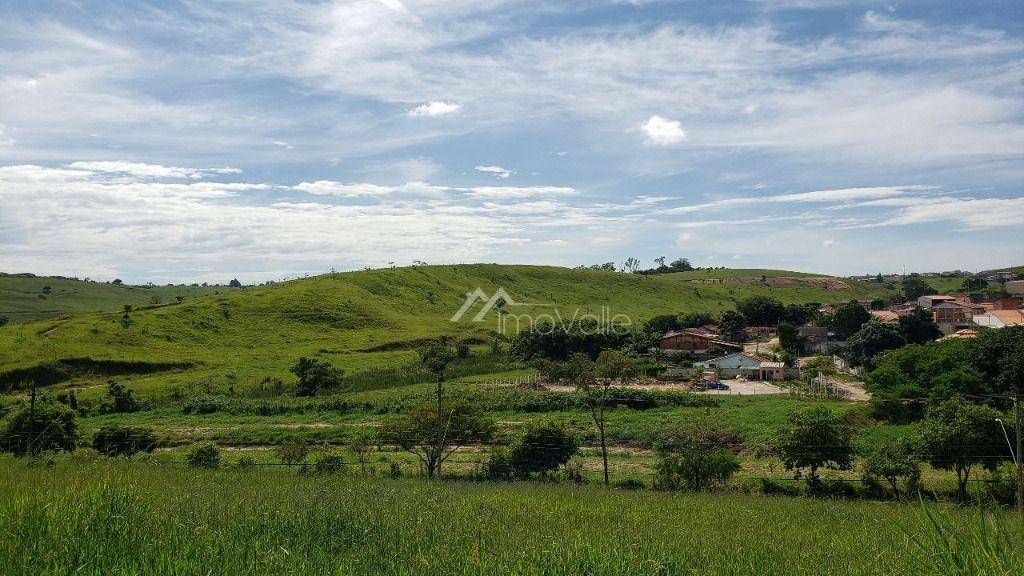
xmin=0 ymin=265 xmax=889 ymax=390
xmin=0 ymin=273 xmax=235 ymax=324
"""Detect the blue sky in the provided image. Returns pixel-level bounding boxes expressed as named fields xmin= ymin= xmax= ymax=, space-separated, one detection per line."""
xmin=0 ymin=0 xmax=1022 ymax=283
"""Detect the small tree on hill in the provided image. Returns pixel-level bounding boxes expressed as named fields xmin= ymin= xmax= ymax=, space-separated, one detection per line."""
xmin=509 ymin=421 xmax=578 ymax=478
xmin=228 ymin=278 xmax=242 ymax=288
xmin=775 ymin=406 xmax=854 ymax=488
xmin=918 ymin=397 xmax=1008 ymax=501
xmin=290 ymin=357 xmax=343 ymax=397
xmin=350 ymin=429 xmax=377 ymax=476
xmin=718 ymin=311 xmax=746 ymax=342
xmin=100 ymin=380 xmax=141 ymax=413
xmin=777 ymin=322 xmax=801 ymax=354
xmin=737 ymin=296 xmax=786 ymax=326
xmin=0 ymin=399 xmax=78 ymax=456
xmin=383 ymin=400 xmax=494 ymax=478
xmin=901 ymin=277 xmax=931 ymax=301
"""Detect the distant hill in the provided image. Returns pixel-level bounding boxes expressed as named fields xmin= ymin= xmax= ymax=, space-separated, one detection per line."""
xmin=0 ymin=273 xmax=237 ymax=324
xmin=0 ymin=265 xmax=890 ymax=388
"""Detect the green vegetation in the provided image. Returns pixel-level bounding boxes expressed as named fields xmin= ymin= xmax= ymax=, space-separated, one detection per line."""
xmin=1 ymin=458 xmax=1021 ymax=575
xmin=0 ymin=273 xmax=236 ymax=323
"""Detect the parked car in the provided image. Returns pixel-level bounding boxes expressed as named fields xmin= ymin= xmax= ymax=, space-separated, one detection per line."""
xmin=706 ymin=381 xmax=730 ymax=391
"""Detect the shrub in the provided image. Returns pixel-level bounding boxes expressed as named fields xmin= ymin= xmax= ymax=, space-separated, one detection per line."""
xmin=0 ymin=400 xmax=78 ymax=456
xmin=775 ymin=406 xmax=854 ymax=485
xmin=99 ymin=380 xmax=141 ymax=414
xmin=276 ymin=441 xmax=310 ymax=466
xmin=186 ymin=442 xmax=221 ymax=469
xmin=860 ymin=437 xmax=921 ymax=500
xmin=613 ymin=477 xmax=645 ymax=490
xmin=181 ymin=394 xmax=227 ymax=414
xmin=92 ymin=426 xmax=158 ymax=458
xmin=314 ymin=453 xmax=346 ymax=474
xmin=485 ymin=448 xmax=514 ymax=481
xmin=509 ymin=421 xmax=578 ymax=478
xmin=456 ymin=342 xmax=471 ymax=358
xmin=237 ymin=455 xmax=256 ymax=469
xmin=654 ymin=423 xmax=740 ymax=491
xmin=290 ymin=357 xmax=343 ymax=397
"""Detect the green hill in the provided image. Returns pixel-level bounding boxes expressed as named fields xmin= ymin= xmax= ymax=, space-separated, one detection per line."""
xmin=0 ymin=273 xmax=236 ymax=324
xmin=0 ymin=264 xmax=889 ymax=395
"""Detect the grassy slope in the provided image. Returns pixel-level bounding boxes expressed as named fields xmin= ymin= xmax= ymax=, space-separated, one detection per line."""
xmin=0 ymin=264 xmax=889 ymax=381
xmin=0 ymin=273 xmax=235 ymax=323
xmin=2 ymin=459 xmax=1019 ymax=576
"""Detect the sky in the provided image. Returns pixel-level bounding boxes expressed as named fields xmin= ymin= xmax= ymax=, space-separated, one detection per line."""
xmin=0 ymin=0 xmax=1022 ymax=284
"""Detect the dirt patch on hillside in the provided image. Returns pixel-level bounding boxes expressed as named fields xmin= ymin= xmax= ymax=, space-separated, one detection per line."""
xmin=688 ymin=276 xmax=850 ymax=290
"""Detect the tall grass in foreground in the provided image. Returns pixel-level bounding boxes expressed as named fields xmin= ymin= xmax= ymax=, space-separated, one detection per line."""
xmin=906 ymin=503 xmax=1024 ymax=575
xmin=1 ymin=458 xmax=1021 ymax=575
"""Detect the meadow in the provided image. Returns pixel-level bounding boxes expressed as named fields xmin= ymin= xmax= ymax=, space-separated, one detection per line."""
xmin=1 ymin=457 xmax=1021 ymax=576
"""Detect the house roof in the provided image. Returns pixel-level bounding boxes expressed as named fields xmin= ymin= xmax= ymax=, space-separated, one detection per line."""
xmin=870 ymin=310 xmax=900 ymax=323
xmin=759 ymin=361 xmax=786 ymax=369
xmin=988 ymin=310 xmax=1024 ymax=325
xmin=939 ymin=329 xmax=979 ymax=341
xmin=922 ymin=295 xmax=956 ymax=301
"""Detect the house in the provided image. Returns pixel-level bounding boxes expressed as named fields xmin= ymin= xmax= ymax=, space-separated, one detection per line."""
xmin=869 ymin=310 xmax=900 ymax=325
xmin=939 ymin=328 xmax=979 ymax=342
xmin=917 ymin=295 xmax=956 ymax=309
xmin=973 ymin=310 xmax=1024 ymax=328
xmin=1006 ymin=280 xmax=1024 ymax=296
xmin=931 ymin=302 xmax=977 ymax=335
xmin=695 ymin=352 xmax=793 ymax=381
xmin=659 ymin=330 xmax=742 ymax=354
xmin=743 ymin=326 xmax=776 ymax=339
xmin=992 ymin=297 xmax=1021 ymax=311
xmin=798 ymin=325 xmax=829 ymax=354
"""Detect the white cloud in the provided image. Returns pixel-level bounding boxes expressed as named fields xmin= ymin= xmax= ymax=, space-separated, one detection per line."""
xmin=67 ymin=161 xmax=241 ymax=179
xmin=408 ymin=101 xmax=462 ymax=117
xmin=474 ymin=165 xmax=513 ymax=179
xmin=639 ymin=115 xmax=686 ymax=146
xmin=870 ymin=197 xmax=1024 ymax=230
xmin=293 ymin=181 xmax=396 ymax=197
xmin=0 ymin=126 xmax=14 ymax=147
xmin=465 ymin=186 xmax=577 ymax=199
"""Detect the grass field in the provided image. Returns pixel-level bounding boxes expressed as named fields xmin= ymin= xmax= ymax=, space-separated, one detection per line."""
xmin=0 ymin=273 xmax=235 ymax=324
xmin=1 ymin=457 xmax=1020 ymax=576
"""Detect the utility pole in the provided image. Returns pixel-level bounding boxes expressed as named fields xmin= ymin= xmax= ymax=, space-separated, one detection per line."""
xmin=27 ymin=380 xmax=37 ymax=457
xmin=1016 ymin=394 xmax=1022 ymax=514
xmin=436 ymin=378 xmax=443 ymax=479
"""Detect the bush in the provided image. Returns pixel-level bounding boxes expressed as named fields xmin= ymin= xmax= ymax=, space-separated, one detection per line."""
xmin=92 ymin=426 xmax=158 ymax=458
xmin=98 ymin=380 xmax=141 ymax=414
xmin=237 ymin=455 xmax=256 ymax=469
xmin=509 ymin=421 xmax=578 ymax=478
xmin=276 ymin=441 xmax=310 ymax=466
xmin=314 ymin=453 xmax=346 ymax=474
xmin=860 ymin=437 xmax=921 ymax=500
xmin=456 ymin=342 xmax=471 ymax=358
xmin=654 ymin=424 xmax=740 ymax=492
xmin=774 ymin=406 xmax=854 ymax=483
xmin=0 ymin=399 xmax=78 ymax=456
xmin=613 ymin=477 xmax=645 ymax=490
xmin=186 ymin=442 xmax=221 ymax=469
xmin=181 ymin=394 xmax=227 ymax=415
xmin=484 ymin=448 xmax=514 ymax=481
xmin=290 ymin=357 xmax=343 ymax=397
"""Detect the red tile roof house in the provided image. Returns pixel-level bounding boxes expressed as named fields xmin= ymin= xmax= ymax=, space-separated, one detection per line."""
xmin=659 ymin=330 xmax=742 ymax=355
xmin=973 ymin=309 xmax=1024 ymax=328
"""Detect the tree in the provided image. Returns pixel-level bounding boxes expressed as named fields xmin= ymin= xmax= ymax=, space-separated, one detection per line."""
xmin=802 ymin=355 xmax=837 ymax=379
xmin=112 ymin=278 xmax=123 ymax=285
xmin=898 ymin=308 xmax=941 ymax=344
xmin=0 ymin=399 xmax=77 ymax=456
xmin=186 ymin=442 xmax=221 ymax=469
xmin=621 ymin=256 xmax=640 ymax=273
xmin=228 ymin=278 xmax=242 ymax=288
xmin=290 ymin=357 xmax=342 ymax=397
xmin=869 ymin=299 xmax=887 ymax=311
xmin=777 ymin=322 xmax=801 ymax=354
xmin=644 ymin=314 xmax=681 ymax=336
xmin=918 ymin=397 xmax=1008 ymax=501
xmin=0 ymin=316 xmax=8 ymax=328
xmin=775 ymin=406 xmax=854 ymax=486
xmin=350 ymin=429 xmax=377 ymax=476
xmin=718 ymin=311 xmax=746 ymax=342
xmin=678 ymin=311 xmax=714 ymax=328
xmin=382 ymin=400 xmax=494 ymax=478
xmin=654 ymin=421 xmax=740 ymax=491
xmin=783 ymin=303 xmax=818 ymax=326
xmin=591 ymin=350 xmax=640 ymax=485
xmin=92 ymin=426 xmax=158 ymax=458
xmin=845 ymin=321 xmax=905 ymax=368
xmin=509 ymin=421 xmax=578 ymax=477
xmin=826 ymin=301 xmax=870 ymax=340
xmin=669 ymin=258 xmax=693 ymax=271
xmin=901 ymin=277 xmax=931 ymax=301
xmin=737 ymin=296 xmax=786 ymax=326
xmin=100 ymin=380 xmax=141 ymax=413
xmin=860 ymin=437 xmax=920 ymax=499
